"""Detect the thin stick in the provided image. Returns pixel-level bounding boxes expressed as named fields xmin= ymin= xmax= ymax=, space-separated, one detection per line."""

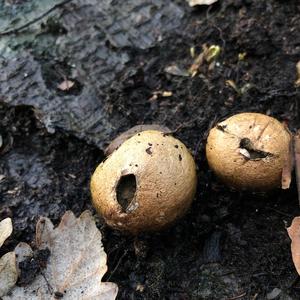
xmin=0 ymin=0 xmax=73 ymax=37
xmin=227 ymin=292 xmax=247 ymax=300
xmin=294 ymin=130 xmax=300 ymax=207
xmin=107 ymin=250 xmax=128 ymax=281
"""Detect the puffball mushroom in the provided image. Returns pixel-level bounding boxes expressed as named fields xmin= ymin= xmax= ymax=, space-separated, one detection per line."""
xmin=91 ymin=130 xmax=197 ymax=234
xmin=206 ymin=112 xmax=291 ymax=191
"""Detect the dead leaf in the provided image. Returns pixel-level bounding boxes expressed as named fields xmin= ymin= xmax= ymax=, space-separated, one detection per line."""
xmin=4 ymin=211 xmax=118 ymax=300
xmin=162 ymin=91 xmax=173 ymax=97
xmin=164 ymin=65 xmax=190 ymax=77
xmin=187 ymin=0 xmax=218 ymax=6
xmin=190 ymin=47 xmax=195 ymax=58
xmin=149 ymin=91 xmax=173 ymax=102
xmin=14 ymin=242 xmax=34 ymax=274
xmin=238 ymin=52 xmax=247 ymax=61
xmin=105 ymin=124 xmax=171 ymax=156
xmin=266 ymin=288 xmax=282 ymax=300
xmin=281 ymin=131 xmax=294 ymax=189
xmin=0 ymin=252 xmax=18 ymax=297
xmin=188 ymin=44 xmax=220 ymax=77
xmin=205 ymin=45 xmax=221 ymax=63
xmin=58 ymin=80 xmax=75 ymax=91
xmin=240 ymin=83 xmax=253 ymax=95
xmin=189 ymin=51 xmax=205 ymax=77
xmin=295 ymin=61 xmax=300 ymax=87
xmin=294 ymin=131 xmax=300 ymax=205
xmin=0 ymin=218 xmax=17 ymax=297
xmin=287 ymin=217 xmax=300 ymax=275
xmin=0 ymin=218 xmax=13 ymax=248
xmin=226 ymin=80 xmax=241 ymax=95
xmin=166 ymin=44 xmax=220 ymax=78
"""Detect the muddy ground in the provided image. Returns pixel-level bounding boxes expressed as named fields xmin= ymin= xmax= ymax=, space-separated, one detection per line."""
xmin=1 ymin=0 xmax=300 ymax=299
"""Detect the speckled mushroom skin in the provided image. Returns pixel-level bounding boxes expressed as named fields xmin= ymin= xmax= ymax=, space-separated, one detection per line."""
xmin=91 ymin=130 xmax=197 ymax=234
xmin=206 ymin=113 xmax=291 ymax=191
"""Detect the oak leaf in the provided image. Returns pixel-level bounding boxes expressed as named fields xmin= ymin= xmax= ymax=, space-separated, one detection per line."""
xmin=4 ymin=211 xmax=118 ymax=300
xmin=0 ymin=218 xmax=17 ymax=297
xmin=0 ymin=218 xmax=13 ymax=248
xmin=288 ymin=217 xmax=300 ymax=275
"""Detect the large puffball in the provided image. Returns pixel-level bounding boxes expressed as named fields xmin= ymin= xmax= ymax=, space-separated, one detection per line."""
xmin=91 ymin=130 xmax=197 ymax=234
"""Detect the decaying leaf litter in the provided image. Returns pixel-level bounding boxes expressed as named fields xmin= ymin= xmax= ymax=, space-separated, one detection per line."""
xmin=0 ymin=211 xmax=117 ymax=299
xmin=1 ymin=0 xmax=300 ymax=299
xmin=1 ymin=211 xmax=117 ymax=300
xmin=0 ymin=218 xmax=17 ymax=297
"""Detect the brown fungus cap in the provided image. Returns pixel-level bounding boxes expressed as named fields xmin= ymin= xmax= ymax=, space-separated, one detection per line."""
xmin=206 ymin=112 xmax=291 ymax=191
xmin=91 ymin=130 xmax=197 ymax=234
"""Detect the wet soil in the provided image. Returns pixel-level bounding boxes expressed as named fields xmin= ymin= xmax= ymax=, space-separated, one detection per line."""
xmin=1 ymin=0 xmax=300 ymax=299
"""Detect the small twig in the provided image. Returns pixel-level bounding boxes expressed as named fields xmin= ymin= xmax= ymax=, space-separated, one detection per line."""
xmin=41 ymin=272 xmax=53 ymax=295
xmin=0 ymin=0 xmax=73 ymax=37
xmin=172 ymin=118 xmax=198 ymax=134
xmin=266 ymin=206 xmax=292 ymax=218
xmin=193 ymin=136 xmax=203 ymax=160
xmin=213 ymin=24 xmax=226 ymax=51
xmin=206 ymin=4 xmax=226 ymax=51
xmin=251 ymin=293 xmax=259 ymax=300
xmin=107 ymin=249 xmax=128 ymax=281
xmin=290 ymin=275 xmax=300 ymax=290
xmin=226 ymin=292 xmax=247 ymax=300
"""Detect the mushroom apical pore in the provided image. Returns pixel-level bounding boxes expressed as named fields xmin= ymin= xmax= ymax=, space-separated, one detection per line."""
xmin=91 ymin=130 xmax=197 ymax=234
xmin=206 ymin=113 xmax=291 ymax=191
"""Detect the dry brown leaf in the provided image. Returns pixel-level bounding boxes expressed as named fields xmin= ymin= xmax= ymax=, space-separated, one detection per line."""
xmin=226 ymin=80 xmax=241 ymax=95
xmin=189 ymin=51 xmax=205 ymax=77
xmin=4 ymin=211 xmax=118 ymax=300
xmin=295 ymin=61 xmax=300 ymax=87
xmin=281 ymin=130 xmax=294 ymax=189
xmin=287 ymin=217 xmax=300 ymax=275
xmin=295 ymin=131 xmax=300 ymax=205
xmin=0 ymin=218 xmax=17 ymax=297
xmin=58 ymin=80 xmax=75 ymax=91
xmin=0 ymin=218 xmax=13 ymax=248
xmin=188 ymin=44 xmax=220 ymax=77
xmin=161 ymin=91 xmax=173 ymax=97
xmin=14 ymin=242 xmax=34 ymax=275
xmin=187 ymin=0 xmax=218 ymax=6
xmin=0 ymin=252 xmax=18 ymax=297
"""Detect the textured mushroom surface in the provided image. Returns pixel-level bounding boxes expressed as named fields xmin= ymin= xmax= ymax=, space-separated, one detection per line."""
xmin=91 ymin=130 xmax=197 ymax=234
xmin=206 ymin=113 xmax=291 ymax=191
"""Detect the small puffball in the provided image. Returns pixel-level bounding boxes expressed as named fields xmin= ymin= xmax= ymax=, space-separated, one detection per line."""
xmin=206 ymin=112 xmax=291 ymax=191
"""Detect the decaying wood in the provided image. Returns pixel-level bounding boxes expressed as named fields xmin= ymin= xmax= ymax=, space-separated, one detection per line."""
xmin=0 ymin=0 xmax=73 ymax=36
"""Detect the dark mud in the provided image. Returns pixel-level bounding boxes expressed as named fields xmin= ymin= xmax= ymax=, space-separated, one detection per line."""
xmin=1 ymin=0 xmax=300 ymax=299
